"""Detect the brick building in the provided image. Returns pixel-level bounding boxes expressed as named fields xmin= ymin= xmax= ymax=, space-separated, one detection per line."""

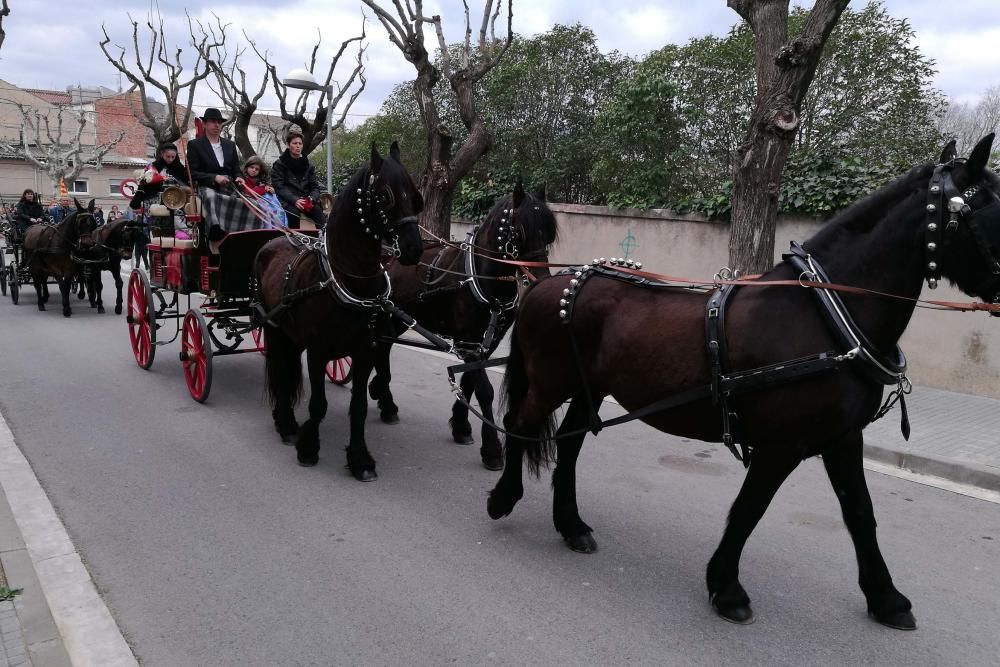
xmin=1 ymin=79 xmax=288 ymax=216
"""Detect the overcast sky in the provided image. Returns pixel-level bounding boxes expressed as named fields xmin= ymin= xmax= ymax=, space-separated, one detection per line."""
xmin=1 ymin=0 xmax=997 ymax=125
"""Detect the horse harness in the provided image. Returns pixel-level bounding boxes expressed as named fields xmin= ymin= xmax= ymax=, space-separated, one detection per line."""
xmin=514 ymin=165 xmax=998 ymax=465
xmin=419 ymin=205 xmax=544 ymax=358
xmin=253 ymin=175 xmax=452 ymax=352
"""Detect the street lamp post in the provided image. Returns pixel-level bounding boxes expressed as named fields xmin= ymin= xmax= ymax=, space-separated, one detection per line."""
xmin=281 ymin=68 xmax=334 ymax=196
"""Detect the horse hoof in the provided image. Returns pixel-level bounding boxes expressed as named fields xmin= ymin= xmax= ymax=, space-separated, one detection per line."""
xmin=481 ymin=455 xmax=503 ymax=471
xmin=564 ymin=533 xmax=598 ymax=554
xmin=380 ymin=412 xmax=400 ymax=425
xmin=714 ymin=602 xmax=755 ymax=625
xmin=62 ymin=311 xmax=71 ymax=318
xmin=115 ymin=305 xmax=123 ymax=315
xmin=868 ymin=609 xmax=917 ymax=631
xmin=487 ymin=496 xmax=508 ymax=520
xmin=296 ymin=453 xmax=318 ymax=467
xmin=353 ymin=469 xmax=378 ymax=482
xmin=97 ymin=306 xmax=105 ymax=314
xmin=453 ymin=433 xmax=474 ymax=445
xmin=38 ymin=305 xmax=46 ymax=312
xmin=487 ymin=492 xmax=519 ymax=520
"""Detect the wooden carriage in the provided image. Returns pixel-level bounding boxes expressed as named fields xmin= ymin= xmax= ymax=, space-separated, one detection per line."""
xmin=125 ymin=186 xmax=350 ymax=402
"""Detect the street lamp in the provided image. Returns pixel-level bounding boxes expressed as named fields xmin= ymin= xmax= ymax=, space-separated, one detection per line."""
xmin=281 ymin=68 xmax=334 ymax=196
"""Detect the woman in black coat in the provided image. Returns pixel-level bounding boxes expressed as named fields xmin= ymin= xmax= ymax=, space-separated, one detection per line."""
xmin=13 ymin=189 xmax=46 ymax=236
xmin=270 ymin=130 xmax=326 ymax=229
xmin=128 ymin=142 xmax=190 ymax=210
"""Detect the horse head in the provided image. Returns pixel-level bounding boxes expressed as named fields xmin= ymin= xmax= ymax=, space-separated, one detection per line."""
xmin=333 ymin=142 xmax=424 ymax=266
xmin=927 ymin=134 xmax=1000 ymax=308
xmin=478 ymin=178 xmax=558 ymax=280
xmin=98 ymin=219 xmax=140 ymax=260
xmin=67 ymin=198 xmax=99 ymax=249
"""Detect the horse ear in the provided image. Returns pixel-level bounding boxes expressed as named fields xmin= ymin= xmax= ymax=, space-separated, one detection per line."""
xmin=73 ymin=197 xmax=83 ymax=211
xmin=513 ymin=177 xmax=525 ymax=208
xmin=389 ymin=141 xmax=401 ymax=162
xmin=532 ymin=182 xmax=547 ymax=201
xmin=966 ymin=133 xmax=995 ymax=180
xmin=88 ymin=199 xmax=96 ymax=213
xmin=938 ymin=139 xmax=957 ymax=164
xmin=370 ymin=143 xmax=383 ymax=172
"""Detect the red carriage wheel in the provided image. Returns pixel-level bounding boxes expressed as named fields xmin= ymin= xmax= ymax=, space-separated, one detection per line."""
xmin=326 ymin=356 xmax=353 ymax=385
xmin=181 ymin=309 xmax=213 ymax=403
xmin=126 ymin=269 xmax=156 ymax=369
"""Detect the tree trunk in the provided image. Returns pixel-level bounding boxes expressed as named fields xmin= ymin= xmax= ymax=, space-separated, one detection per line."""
xmin=728 ymin=0 xmax=849 ymax=273
xmin=232 ymin=108 xmax=256 ymax=161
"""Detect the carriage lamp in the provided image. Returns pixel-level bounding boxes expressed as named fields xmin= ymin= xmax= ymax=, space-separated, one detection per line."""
xmin=282 ymin=68 xmax=334 ymax=196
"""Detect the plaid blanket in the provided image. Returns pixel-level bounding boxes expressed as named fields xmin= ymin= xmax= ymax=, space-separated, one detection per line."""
xmin=200 ymin=187 xmax=260 ymax=233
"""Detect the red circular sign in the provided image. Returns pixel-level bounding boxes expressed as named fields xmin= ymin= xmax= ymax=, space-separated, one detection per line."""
xmin=120 ymin=178 xmax=138 ymax=198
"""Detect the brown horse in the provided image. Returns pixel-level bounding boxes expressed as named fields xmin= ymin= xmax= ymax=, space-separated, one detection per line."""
xmin=80 ymin=219 xmax=142 ymax=314
xmin=255 ymin=144 xmax=425 ymax=481
xmin=22 ymin=198 xmax=99 ymax=317
xmin=487 ymin=135 xmax=1000 ymax=629
xmin=370 ymin=181 xmax=557 ymax=469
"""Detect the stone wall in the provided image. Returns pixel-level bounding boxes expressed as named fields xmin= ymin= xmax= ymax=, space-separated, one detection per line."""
xmin=454 ymin=203 xmax=1000 ymax=398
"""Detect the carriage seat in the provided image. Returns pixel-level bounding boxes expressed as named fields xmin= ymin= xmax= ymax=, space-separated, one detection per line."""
xmin=150 ymin=234 xmax=196 ymax=249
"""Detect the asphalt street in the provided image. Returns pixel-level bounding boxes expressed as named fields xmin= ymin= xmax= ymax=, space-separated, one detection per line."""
xmin=1 ymin=280 xmax=999 ymax=666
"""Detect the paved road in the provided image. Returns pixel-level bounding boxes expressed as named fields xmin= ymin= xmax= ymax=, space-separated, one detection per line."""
xmin=1 ymin=283 xmax=999 ymax=666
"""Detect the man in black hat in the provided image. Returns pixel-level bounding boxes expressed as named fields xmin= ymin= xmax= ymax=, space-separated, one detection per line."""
xmin=186 ymin=108 xmax=240 ymax=189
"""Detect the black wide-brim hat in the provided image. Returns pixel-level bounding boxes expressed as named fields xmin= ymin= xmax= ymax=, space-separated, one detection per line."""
xmin=201 ymin=107 xmax=227 ymax=123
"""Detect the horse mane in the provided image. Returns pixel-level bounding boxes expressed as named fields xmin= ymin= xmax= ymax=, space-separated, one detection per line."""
xmin=804 ymin=163 xmax=934 ymax=257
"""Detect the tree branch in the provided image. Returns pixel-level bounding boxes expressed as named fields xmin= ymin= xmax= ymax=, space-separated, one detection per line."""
xmin=0 ymin=0 xmax=10 ymax=54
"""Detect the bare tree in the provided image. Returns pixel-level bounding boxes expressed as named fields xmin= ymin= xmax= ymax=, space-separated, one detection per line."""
xmin=727 ymin=0 xmax=850 ymax=273
xmin=99 ymin=10 xmax=214 ymax=144
xmin=2 ymin=99 xmax=124 ymax=197
xmin=192 ymin=14 xmax=270 ymax=160
xmin=252 ymin=25 xmax=367 ymax=161
xmin=0 ymin=1 xmax=10 ymax=54
xmin=939 ymin=84 xmax=1000 ymax=156
xmin=361 ymin=0 xmax=514 ymax=238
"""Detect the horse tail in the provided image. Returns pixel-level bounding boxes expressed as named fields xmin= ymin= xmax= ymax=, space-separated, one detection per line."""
xmin=502 ymin=324 xmax=557 ymax=477
xmin=264 ymin=324 xmax=302 ymax=409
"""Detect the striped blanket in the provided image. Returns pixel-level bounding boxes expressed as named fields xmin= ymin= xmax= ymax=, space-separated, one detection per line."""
xmin=200 ymin=188 xmax=287 ymax=233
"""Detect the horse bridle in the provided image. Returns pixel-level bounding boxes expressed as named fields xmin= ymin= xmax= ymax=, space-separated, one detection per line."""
xmin=354 ymin=170 xmax=418 ymax=257
xmin=924 ymin=162 xmax=1000 ymax=310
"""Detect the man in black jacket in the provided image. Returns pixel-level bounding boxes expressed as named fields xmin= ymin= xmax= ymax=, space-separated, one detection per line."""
xmin=186 ymin=108 xmax=239 ymax=188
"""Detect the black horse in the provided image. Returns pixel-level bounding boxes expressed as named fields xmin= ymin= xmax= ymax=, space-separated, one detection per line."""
xmin=370 ymin=181 xmax=557 ymax=469
xmin=22 ymin=199 xmax=99 ymax=317
xmin=486 ymin=135 xmax=1000 ymax=629
xmin=79 ymin=219 xmax=142 ymax=314
xmin=255 ymin=144 xmax=425 ymax=481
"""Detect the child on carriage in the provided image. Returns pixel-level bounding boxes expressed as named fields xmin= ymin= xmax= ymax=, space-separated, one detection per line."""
xmin=236 ymin=156 xmax=287 ymax=229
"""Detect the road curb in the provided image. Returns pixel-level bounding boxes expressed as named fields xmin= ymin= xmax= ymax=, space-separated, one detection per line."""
xmin=863 ymin=442 xmax=1000 ymax=493
xmin=0 ymin=410 xmax=137 ymax=667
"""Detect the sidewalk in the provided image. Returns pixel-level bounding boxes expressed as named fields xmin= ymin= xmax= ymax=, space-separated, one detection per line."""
xmin=0 ymin=412 xmax=136 ymax=667
xmin=863 ymin=384 xmax=1000 ymax=492
xmin=0 ymin=486 xmax=70 ymax=667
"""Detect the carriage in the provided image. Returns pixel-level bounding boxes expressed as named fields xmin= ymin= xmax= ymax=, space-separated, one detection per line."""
xmin=125 ymin=185 xmax=351 ymax=403
xmin=0 ymin=215 xmax=47 ymax=305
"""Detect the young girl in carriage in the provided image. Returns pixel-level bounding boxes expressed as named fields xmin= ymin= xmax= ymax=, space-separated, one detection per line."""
xmin=236 ymin=157 xmax=287 ymax=229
